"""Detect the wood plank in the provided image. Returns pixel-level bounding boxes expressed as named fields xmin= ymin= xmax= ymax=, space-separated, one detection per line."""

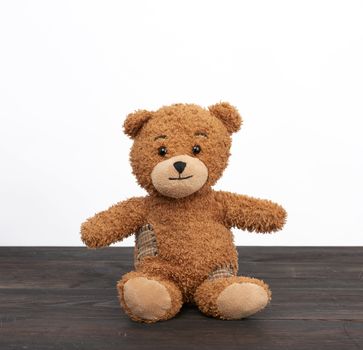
xmin=0 ymin=318 xmax=362 ymax=350
xmin=1 ymin=261 xmax=362 ymax=289
xmin=0 ymin=247 xmax=362 ymax=350
xmin=1 ymin=288 xmax=363 ymax=321
xmin=1 ymin=246 xmax=362 ymax=263
xmin=1 ymin=247 xmax=363 ymax=290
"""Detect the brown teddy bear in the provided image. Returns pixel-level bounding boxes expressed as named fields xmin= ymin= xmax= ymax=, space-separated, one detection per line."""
xmin=81 ymin=102 xmax=286 ymax=323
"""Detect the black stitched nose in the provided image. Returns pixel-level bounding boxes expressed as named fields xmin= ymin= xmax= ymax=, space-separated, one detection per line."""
xmin=173 ymin=161 xmax=186 ymax=174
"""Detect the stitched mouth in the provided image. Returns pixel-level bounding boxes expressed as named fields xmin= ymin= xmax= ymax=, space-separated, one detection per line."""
xmin=168 ymin=175 xmax=194 ymax=181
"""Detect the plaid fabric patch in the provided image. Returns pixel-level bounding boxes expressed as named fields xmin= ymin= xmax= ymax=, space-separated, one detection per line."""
xmin=134 ymin=224 xmax=157 ymax=266
xmin=208 ymin=265 xmax=235 ymax=280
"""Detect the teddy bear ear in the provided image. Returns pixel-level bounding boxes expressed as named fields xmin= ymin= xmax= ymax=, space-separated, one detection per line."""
xmin=123 ymin=110 xmax=153 ymax=138
xmin=208 ymin=102 xmax=242 ymax=134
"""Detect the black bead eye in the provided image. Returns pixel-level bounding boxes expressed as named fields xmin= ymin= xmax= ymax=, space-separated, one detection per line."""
xmin=158 ymin=146 xmax=167 ymax=156
xmin=192 ymin=145 xmax=201 ymax=154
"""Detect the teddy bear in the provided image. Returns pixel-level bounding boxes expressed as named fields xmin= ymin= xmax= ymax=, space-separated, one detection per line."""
xmin=81 ymin=102 xmax=286 ymax=323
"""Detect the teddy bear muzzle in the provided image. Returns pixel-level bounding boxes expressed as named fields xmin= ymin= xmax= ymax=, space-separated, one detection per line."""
xmin=151 ymin=155 xmax=208 ymax=198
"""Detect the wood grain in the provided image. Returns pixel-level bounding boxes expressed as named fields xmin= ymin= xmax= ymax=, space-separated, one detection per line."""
xmin=0 ymin=247 xmax=362 ymax=349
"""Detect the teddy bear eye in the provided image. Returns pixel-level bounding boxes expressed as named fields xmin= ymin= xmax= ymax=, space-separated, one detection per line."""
xmin=158 ymin=146 xmax=168 ymax=156
xmin=192 ymin=145 xmax=201 ymax=154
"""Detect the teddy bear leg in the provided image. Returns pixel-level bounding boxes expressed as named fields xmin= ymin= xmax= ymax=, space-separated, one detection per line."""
xmin=194 ymin=276 xmax=271 ymax=320
xmin=117 ymin=271 xmax=183 ymax=323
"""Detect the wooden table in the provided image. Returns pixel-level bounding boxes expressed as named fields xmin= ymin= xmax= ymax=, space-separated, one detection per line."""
xmin=0 ymin=247 xmax=362 ymax=349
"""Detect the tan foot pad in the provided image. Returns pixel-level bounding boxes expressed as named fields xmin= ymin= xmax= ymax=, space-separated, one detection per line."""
xmin=216 ymin=282 xmax=269 ymax=319
xmin=123 ymin=277 xmax=171 ymax=321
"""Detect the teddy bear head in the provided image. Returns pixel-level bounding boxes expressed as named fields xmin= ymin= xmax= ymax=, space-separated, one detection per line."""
xmin=123 ymin=102 xmax=242 ymax=198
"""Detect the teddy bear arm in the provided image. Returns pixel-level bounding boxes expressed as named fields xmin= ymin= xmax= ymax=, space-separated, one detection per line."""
xmin=215 ymin=191 xmax=286 ymax=233
xmin=81 ymin=197 xmax=147 ymax=248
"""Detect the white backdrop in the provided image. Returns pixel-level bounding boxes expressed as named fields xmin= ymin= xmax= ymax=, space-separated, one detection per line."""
xmin=0 ymin=0 xmax=362 ymax=246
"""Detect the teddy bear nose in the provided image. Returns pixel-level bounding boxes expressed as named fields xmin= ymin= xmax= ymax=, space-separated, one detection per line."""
xmin=173 ymin=161 xmax=187 ymax=174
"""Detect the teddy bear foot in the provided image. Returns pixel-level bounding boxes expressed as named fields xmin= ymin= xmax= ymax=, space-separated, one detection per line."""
xmin=117 ymin=272 xmax=183 ymax=323
xmin=194 ymin=276 xmax=271 ymax=320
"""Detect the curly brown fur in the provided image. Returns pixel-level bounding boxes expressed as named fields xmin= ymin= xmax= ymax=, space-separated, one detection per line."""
xmin=81 ymin=197 xmax=147 ymax=248
xmin=81 ymin=102 xmax=287 ymax=322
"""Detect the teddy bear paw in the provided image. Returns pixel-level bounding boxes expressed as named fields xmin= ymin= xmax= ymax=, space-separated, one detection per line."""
xmin=216 ymin=282 xmax=269 ymax=319
xmin=122 ymin=277 xmax=171 ymax=321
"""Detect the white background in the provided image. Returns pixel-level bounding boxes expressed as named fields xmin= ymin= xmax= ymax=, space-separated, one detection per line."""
xmin=0 ymin=0 xmax=362 ymax=246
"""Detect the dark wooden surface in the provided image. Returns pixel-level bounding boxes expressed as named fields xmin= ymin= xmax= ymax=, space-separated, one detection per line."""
xmin=0 ymin=247 xmax=362 ymax=350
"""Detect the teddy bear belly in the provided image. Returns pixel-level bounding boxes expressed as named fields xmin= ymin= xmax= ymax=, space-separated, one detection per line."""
xmin=134 ymin=222 xmax=238 ymax=297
